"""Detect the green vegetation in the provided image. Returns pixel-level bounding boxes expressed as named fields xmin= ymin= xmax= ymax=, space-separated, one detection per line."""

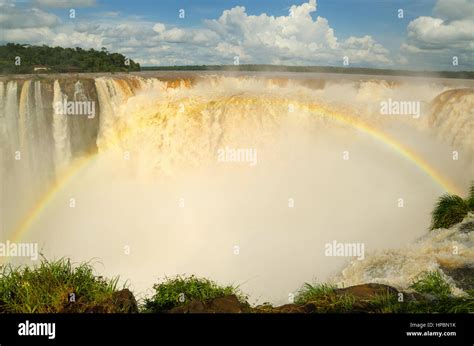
xmin=404 ymin=271 xmax=473 ymax=313
xmin=430 ymin=181 xmax=474 ymax=230
xmin=0 ymin=261 xmax=471 ymax=313
xmin=0 ymin=43 xmax=140 ymax=74
xmin=295 ymin=282 xmax=336 ymax=304
xmin=365 ymin=291 xmax=402 ymax=313
xmin=142 ymin=64 xmax=474 ymax=79
xmin=410 ymin=271 xmax=453 ymax=297
xmin=143 ymin=275 xmax=246 ymax=312
xmin=294 ymin=283 xmax=355 ymax=312
xmin=2 ymin=42 xmax=471 ymax=78
xmin=0 ymin=258 xmax=120 ymax=313
xmin=468 ymin=184 xmax=474 ymax=210
xmin=293 ymin=272 xmax=473 ymax=313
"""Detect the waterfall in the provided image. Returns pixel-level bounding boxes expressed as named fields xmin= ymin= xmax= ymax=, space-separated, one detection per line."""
xmin=52 ymin=80 xmax=71 ymax=171
xmin=4 ymin=81 xmax=19 ymax=158
xmin=18 ymin=80 xmax=38 ymax=184
xmin=34 ymin=81 xmax=55 ymax=184
xmin=94 ymin=77 xmax=137 ymax=151
xmin=1 ymin=74 xmax=472 ymax=302
xmin=336 ymin=213 xmax=474 ymax=293
xmin=0 ymin=81 xmax=6 ymax=149
xmin=74 ymin=80 xmax=87 ymax=102
xmin=430 ymin=89 xmax=474 ymax=161
xmin=0 ymin=81 xmax=4 ymax=118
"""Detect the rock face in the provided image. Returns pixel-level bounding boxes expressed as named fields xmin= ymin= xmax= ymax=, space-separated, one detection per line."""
xmin=260 ymin=303 xmax=316 ymax=313
xmin=458 ymin=220 xmax=474 ymax=233
xmin=166 ymin=284 xmax=403 ymax=314
xmin=62 ymin=289 xmax=139 ymax=313
xmin=335 ymin=283 xmax=399 ymax=300
xmin=441 ymin=266 xmax=474 ymax=291
xmin=254 ymin=284 xmax=401 ymax=313
xmin=111 ymin=289 xmax=139 ymax=313
xmin=168 ymin=295 xmax=249 ymax=313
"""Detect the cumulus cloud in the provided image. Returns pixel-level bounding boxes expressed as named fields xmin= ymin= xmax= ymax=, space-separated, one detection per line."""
xmin=0 ymin=3 xmax=59 ymax=29
xmin=6 ymin=0 xmax=470 ymax=69
xmin=150 ymin=0 xmax=391 ymax=66
xmin=0 ymin=0 xmax=392 ymax=66
xmin=401 ymin=0 xmax=474 ymax=69
xmin=433 ymin=0 xmax=474 ymax=21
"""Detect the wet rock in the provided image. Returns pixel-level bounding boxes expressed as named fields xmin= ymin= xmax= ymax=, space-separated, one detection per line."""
xmin=335 ymin=283 xmax=399 ymax=300
xmin=458 ymin=220 xmax=474 ymax=233
xmin=208 ymin=295 xmax=245 ymax=313
xmin=169 ymin=299 xmax=205 ymax=313
xmin=111 ymin=289 xmax=139 ymax=313
xmin=63 ymin=289 xmax=139 ymax=313
xmin=441 ymin=266 xmax=474 ymax=291
xmin=268 ymin=304 xmax=307 ymax=313
xmin=168 ymin=295 xmax=247 ymax=313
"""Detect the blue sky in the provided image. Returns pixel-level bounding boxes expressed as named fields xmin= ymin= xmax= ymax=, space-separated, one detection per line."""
xmin=47 ymin=0 xmax=435 ymax=27
xmin=2 ymin=0 xmax=473 ymax=70
xmin=47 ymin=0 xmax=434 ymax=47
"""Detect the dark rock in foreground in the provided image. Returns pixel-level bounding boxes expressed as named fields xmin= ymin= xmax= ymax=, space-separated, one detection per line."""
xmin=62 ymin=289 xmax=139 ymax=313
xmin=441 ymin=266 xmax=474 ymax=291
xmin=168 ymin=295 xmax=249 ymax=313
xmin=336 ymin=283 xmax=398 ymax=299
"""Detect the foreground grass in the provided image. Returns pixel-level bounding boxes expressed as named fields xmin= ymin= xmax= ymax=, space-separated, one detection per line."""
xmin=293 ymin=271 xmax=473 ymax=313
xmin=405 ymin=271 xmax=474 ymax=313
xmin=294 ymin=283 xmax=356 ymax=312
xmin=409 ymin=271 xmax=452 ymax=297
xmin=0 ymin=258 xmax=120 ymax=313
xmin=0 ymin=260 xmax=471 ymax=313
xmin=142 ymin=275 xmax=247 ymax=312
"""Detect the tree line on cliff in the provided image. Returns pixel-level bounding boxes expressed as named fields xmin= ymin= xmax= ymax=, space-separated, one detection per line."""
xmin=0 ymin=43 xmax=140 ymax=74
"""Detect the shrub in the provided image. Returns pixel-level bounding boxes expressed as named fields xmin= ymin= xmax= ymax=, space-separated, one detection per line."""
xmin=143 ymin=275 xmax=245 ymax=312
xmin=430 ymin=195 xmax=469 ymax=230
xmin=0 ymin=258 xmax=119 ymax=313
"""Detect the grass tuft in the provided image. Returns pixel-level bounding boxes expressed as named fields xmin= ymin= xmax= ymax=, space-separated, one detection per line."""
xmin=366 ymin=292 xmax=402 ymax=313
xmin=409 ymin=271 xmax=452 ymax=298
xmin=142 ymin=275 xmax=246 ymax=312
xmin=0 ymin=258 xmax=120 ymax=313
xmin=294 ymin=283 xmax=336 ymax=305
xmin=294 ymin=282 xmax=355 ymax=312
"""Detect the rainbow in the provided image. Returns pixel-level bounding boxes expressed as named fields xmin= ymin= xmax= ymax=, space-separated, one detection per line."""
xmin=6 ymin=156 xmax=96 ymax=248
xmin=2 ymin=97 xmax=463 ymax=263
xmin=302 ymin=102 xmax=461 ymax=196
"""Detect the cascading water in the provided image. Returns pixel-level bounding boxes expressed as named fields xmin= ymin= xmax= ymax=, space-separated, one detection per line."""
xmin=53 ymin=80 xmax=72 ymax=170
xmin=430 ymin=89 xmax=474 ymax=161
xmin=3 ymin=81 xmax=19 ymax=157
xmin=0 ymin=74 xmax=472 ymax=304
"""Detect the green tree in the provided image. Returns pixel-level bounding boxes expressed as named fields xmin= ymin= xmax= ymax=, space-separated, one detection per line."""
xmin=0 ymin=43 xmax=140 ymax=74
xmin=430 ymin=182 xmax=474 ymax=230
